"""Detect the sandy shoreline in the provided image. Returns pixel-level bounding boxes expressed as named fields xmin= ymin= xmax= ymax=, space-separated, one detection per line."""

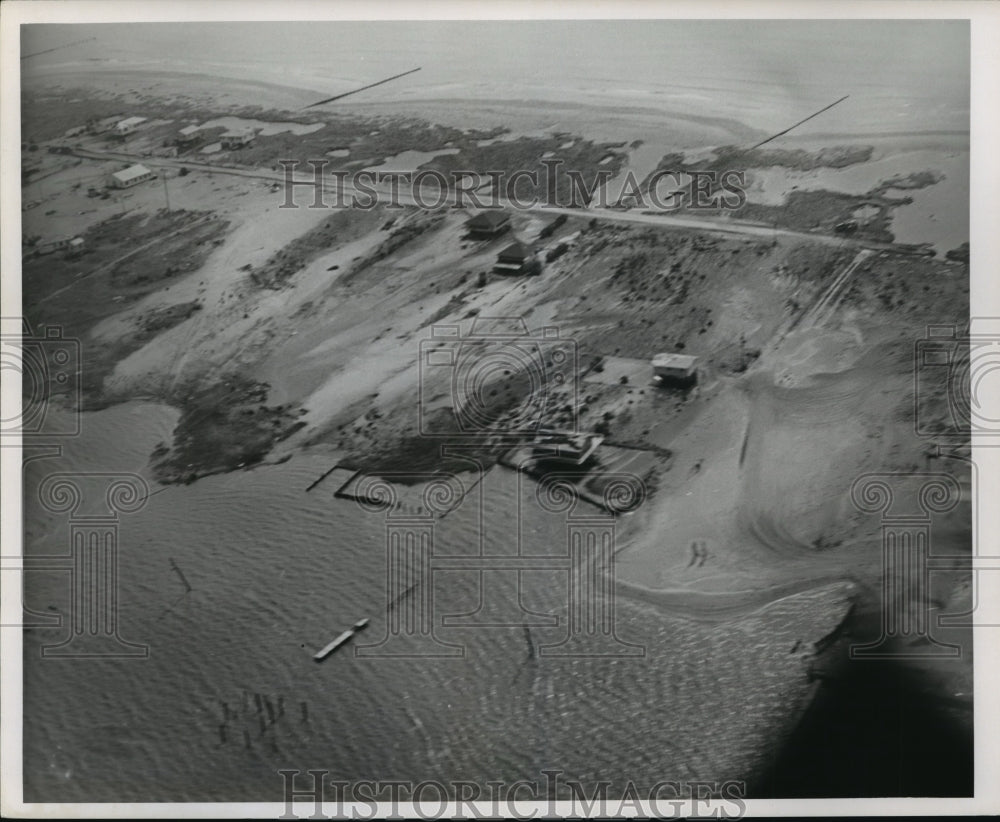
xmin=24 ymin=64 xmax=970 ymax=152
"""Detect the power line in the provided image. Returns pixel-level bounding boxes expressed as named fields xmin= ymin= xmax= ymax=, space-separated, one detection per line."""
xmin=301 ymin=67 xmax=421 ymax=110
xmin=747 ymin=95 xmax=850 ymax=151
xmin=21 ymin=37 xmax=97 ymax=61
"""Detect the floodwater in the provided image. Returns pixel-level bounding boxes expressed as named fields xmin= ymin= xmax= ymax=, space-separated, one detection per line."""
xmin=748 ymin=148 xmax=969 ymax=253
xmin=18 ymin=18 xmax=970 ymax=801
xmin=365 ymin=148 xmax=459 ymax=173
xmin=22 ymin=401 xmax=838 ymax=801
xmin=196 ymin=116 xmax=325 ymax=136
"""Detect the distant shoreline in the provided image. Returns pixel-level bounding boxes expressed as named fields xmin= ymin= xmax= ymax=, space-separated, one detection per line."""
xmin=22 ymin=64 xmax=970 ymax=154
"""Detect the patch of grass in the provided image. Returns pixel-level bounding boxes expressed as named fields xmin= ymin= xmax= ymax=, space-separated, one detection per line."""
xmin=152 ymin=375 xmax=305 ymax=484
xmin=250 ymin=206 xmax=386 ymax=288
xmin=23 ymin=209 xmax=231 ymax=408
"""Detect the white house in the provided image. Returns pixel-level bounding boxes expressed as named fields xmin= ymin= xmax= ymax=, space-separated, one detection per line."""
xmin=176 ymin=124 xmax=201 ymax=145
xmin=109 ymin=164 xmax=156 ymax=189
xmin=114 ymin=116 xmax=148 ymax=137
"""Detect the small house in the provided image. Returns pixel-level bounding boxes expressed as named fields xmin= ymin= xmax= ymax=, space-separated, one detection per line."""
xmin=465 ymin=211 xmax=510 ymax=239
xmin=652 ymin=352 xmax=698 ymax=388
xmin=220 ymin=128 xmax=255 ymax=150
xmin=87 ymin=115 xmax=123 ymax=135
xmin=66 ymin=237 xmax=86 ymax=258
xmin=176 ymin=124 xmax=201 ymax=145
xmin=113 ymin=117 xmax=148 ymax=137
xmin=35 ymin=236 xmax=74 ymax=256
xmin=109 ymin=164 xmax=156 ymax=189
xmin=493 ymin=240 xmax=539 ymax=275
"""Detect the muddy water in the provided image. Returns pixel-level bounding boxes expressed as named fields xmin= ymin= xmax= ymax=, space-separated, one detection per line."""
xmin=196 ymin=116 xmax=324 ymax=136
xmin=747 ymin=149 xmax=969 ymax=253
xmin=22 ymin=400 xmax=846 ymax=801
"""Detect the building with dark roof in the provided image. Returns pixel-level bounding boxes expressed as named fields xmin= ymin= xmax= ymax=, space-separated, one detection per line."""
xmin=493 ymin=240 xmax=539 ymax=275
xmin=465 ymin=210 xmax=510 ymax=239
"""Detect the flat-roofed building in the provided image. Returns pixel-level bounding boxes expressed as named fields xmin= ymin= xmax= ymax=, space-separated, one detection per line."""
xmin=108 ymin=163 xmax=156 ymax=189
xmin=652 ymin=352 xmax=698 ymax=388
xmin=114 ymin=116 xmax=148 ymax=137
xmin=176 ymin=124 xmax=201 ymax=145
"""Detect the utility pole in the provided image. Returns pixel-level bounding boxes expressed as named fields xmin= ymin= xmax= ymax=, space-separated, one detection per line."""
xmin=161 ymin=170 xmax=171 ymax=212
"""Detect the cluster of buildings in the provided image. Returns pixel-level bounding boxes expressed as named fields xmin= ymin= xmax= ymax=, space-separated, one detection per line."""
xmin=33 ymin=235 xmax=85 ymax=258
xmin=464 ymin=210 xmax=700 ymax=388
xmin=68 ymin=115 xmax=258 ymax=154
xmin=77 ymin=115 xmax=149 ymax=139
xmin=176 ymin=124 xmax=256 ymax=151
xmin=464 ymin=211 xmax=541 ymax=275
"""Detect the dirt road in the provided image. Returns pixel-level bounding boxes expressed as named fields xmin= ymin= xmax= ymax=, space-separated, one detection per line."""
xmin=68 ymin=147 xmax=916 ymax=253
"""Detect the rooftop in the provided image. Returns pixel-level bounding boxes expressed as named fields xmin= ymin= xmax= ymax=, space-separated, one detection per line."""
xmin=178 ymin=124 xmax=201 ymax=136
xmin=652 ymin=352 xmax=698 ymax=370
xmin=498 ymin=240 xmax=531 ymax=260
xmin=112 ymin=164 xmax=153 ymax=183
xmin=466 ymin=211 xmax=510 ymax=229
xmin=117 ymin=116 xmax=147 ymax=129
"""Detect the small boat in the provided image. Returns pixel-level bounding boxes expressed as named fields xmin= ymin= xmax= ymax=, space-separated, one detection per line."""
xmin=313 ymin=618 xmax=370 ymax=662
